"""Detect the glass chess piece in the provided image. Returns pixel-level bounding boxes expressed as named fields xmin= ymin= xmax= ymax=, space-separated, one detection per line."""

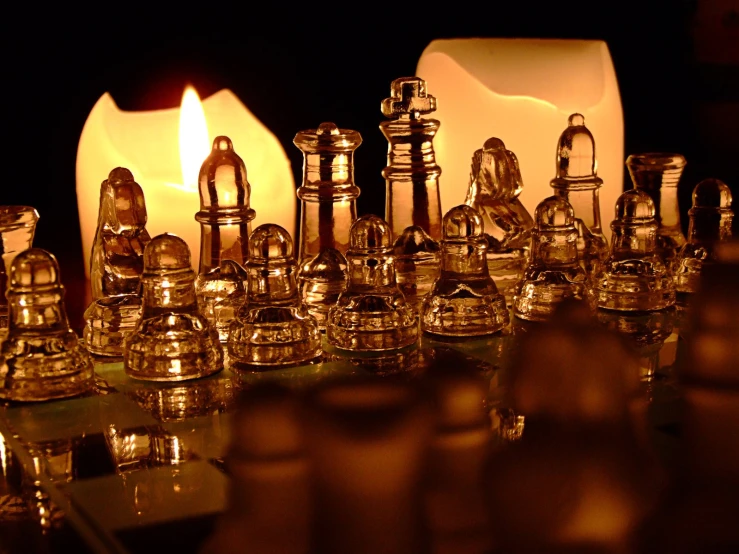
xmin=392 ymin=225 xmax=440 ymax=316
xmin=550 ymin=113 xmax=609 ymax=278
xmin=512 ymin=196 xmax=595 ymax=322
xmin=83 ymin=168 xmax=151 ymax=356
xmin=227 ymin=224 xmax=321 ymax=368
xmin=293 ymin=122 xmax=359 ymax=329
xmin=465 ymin=137 xmax=533 ymax=307
xmin=125 ymin=233 xmax=223 ymax=381
xmin=626 ymin=153 xmax=687 ymax=267
xmin=0 ymin=205 xmax=39 ymax=330
xmin=674 ymin=178 xmax=734 ymax=299
xmin=381 ymin=76 xmax=443 ymax=242
xmin=326 ymin=215 xmax=418 ymax=352
xmin=195 ymin=136 xmax=256 ymax=342
xmin=421 ymin=205 xmax=509 ymax=337
xmin=595 ymin=189 xmax=676 ymax=311
xmin=0 ymin=249 xmax=94 ymax=401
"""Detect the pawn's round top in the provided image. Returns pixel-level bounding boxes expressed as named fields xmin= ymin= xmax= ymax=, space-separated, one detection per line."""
xmin=555 ymin=113 xmax=596 ymax=179
xmin=535 ymin=196 xmax=576 ymax=228
xmin=615 ymin=189 xmax=655 ymax=222
xmin=144 ymin=234 xmax=191 ymax=272
xmin=692 ymin=178 xmax=733 ymax=209
xmin=108 ymin=167 xmax=135 ymax=184
xmin=249 ymin=224 xmax=294 ymax=262
xmin=9 ymin=248 xmax=60 ymax=292
xmin=349 ymin=215 xmax=392 ymax=250
xmin=299 ymin=248 xmax=347 ymax=281
xmin=198 ymin=135 xmax=251 ymax=211
xmin=482 ymin=137 xmax=505 ymax=151
xmin=393 ymin=225 xmax=440 ymax=255
xmin=443 ymin=205 xmax=484 ymax=239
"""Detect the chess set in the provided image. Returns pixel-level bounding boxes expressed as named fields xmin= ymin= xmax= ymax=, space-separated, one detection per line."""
xmin=0 ymin=75 xmax=737 ymax=553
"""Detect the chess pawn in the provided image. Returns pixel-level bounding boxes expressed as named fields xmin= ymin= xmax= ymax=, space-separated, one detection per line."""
xmin=293 ymin=122 xmax=360 ymax=328
xmin=626 ymin=153 xmax=687 ymax=267
xmin=326 ymin=215 xmax=417 ymax=352
xmin=421 ymin=205 xmax=509 ymax=337
xmin=674 ymin=178 xmax=734 ymax=297
xmin=125 ymin=233 xmax=223 ymax=381
xmin=512 ymin=196 xmax=595 ymax=322
xmin=83 ymin=168 xmax=151 ymax=356
xmin=393 ymin=225 xmax=440 ymax=315
xmin=465 ymin=137 xmax=533 ymax=306
xmin=195 ymin=136 xmax=256 ymax=342
xmin=381 ymin=76 xmax=443 ymax=241
xmin=595 ymin=189 xmax=676 ymax=311
xmin=0 ymin=205 xmax=39 ymax=330
xmin=227 ymin=224 xmax=321 ymax=367
xmin=550 ymin=113 xmax=609 ymax=278
xmin=0 ymin=249 xmax=94 ymax=401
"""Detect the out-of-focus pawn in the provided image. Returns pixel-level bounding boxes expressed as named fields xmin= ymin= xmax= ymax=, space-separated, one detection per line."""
xmin=626 ymin=153 xmax=687 ymax=267
xmin=83 ymin=168 xmax=151 ymax=356
xmin=487 ymin=301 xmax=661 ymax=553
xmin=674 ymin=178 xmax=734 ymax=298
xmin=465 ymin=137 xmax=533 ymax=306
xmin=550 ymin=113 xmax=609 ymax=278
xmin=421 ymin=205 xmax=508 ymax=337
xmin=512 ymin=196 xmax=594 ymax=322
xmin=228 ymin=224 xmax=321 ymax=368
xmin=326 ymin=215 xmax=417 ymax=351
xmin=595 ymin=189 xmax=675 ymax=311
xmin=424 ymin=370 xmax=494 ymax=554
xmin=305 ymin=378 xmax=433 ymax=554
xmin=201 ymin=383 xmax=310 ymax=554
xmin=195 ymin=137 xmax=256 ymax=342
xmin=0 ymin=205 xmax=39 ymax=330
xmin=0 ymin=249 xmax=94 ymax=401
xmin=125 ymin=234 xmax=223 ymax=381
xmin=393 ymin=225 xmax=440 ymax=316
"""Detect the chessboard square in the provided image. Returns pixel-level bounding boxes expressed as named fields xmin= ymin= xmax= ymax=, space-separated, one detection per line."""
xmin=66 ymin=460 xmax=227 ymax=532
xmin=4 ymin=393 xmax=159 ymax=443
xmin=160 ymin=412 xmax=233 ymax=461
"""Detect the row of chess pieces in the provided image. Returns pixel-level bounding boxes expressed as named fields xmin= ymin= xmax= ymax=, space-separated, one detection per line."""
xmin=0 ymin=76 xmax=735 ymax=403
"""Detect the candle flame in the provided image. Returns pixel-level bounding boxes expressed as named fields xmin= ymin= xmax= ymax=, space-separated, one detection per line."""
xmin=179 ymin=86 xmax=210 ymax=191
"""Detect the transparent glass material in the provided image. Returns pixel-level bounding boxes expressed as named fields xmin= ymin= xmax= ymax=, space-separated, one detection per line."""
xmin=421 ymin=205 xmax=509 ymax=336
xmin=595 ymin=189 xmax=675 ymax=311
xmin=550 ymin=114 xmax=609 ymax=278
xmin=0 ymin=205 xmax=39 ymax=329
xmin=304 ymin=379 xmax=432 ymax=554
xmin=512 ymin=196 xmax=594 ymax=322
xmin=674 ymin=178 xmax=734 ymax=296
xmin=294 ymin=122 xmax=359 ymax=329
xmin=381 ymin=77 xmax=443 ymax=242
xmin=326 ymin=215 xmax=418 ymax=351
xmin=626 ymin=153 xmax=687 ymax=266
xmin=393 ymin=225 xmax=440 ymax=315
xmin=125 ymin=233 xmax=223 ymax=381
xmin=83 ymin=168 xmax=151 ymax=356
xmin=195 ymin=136 xmax=256 ymax=342
xmin=465 ymin=137 xmax=533 ymax=306
xmin=0 ymin=249 xmax=94 ymax=401
xmin=227 ymin=224 xmax=321 ymax=368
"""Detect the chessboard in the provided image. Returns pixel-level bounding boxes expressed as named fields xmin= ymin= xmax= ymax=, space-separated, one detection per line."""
xmin=0 ymin=318 xmax=685 ymax=554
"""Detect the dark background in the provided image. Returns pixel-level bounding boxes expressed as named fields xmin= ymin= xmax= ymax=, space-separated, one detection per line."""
xmin=3 ymin=2 xmax=738 ymax=323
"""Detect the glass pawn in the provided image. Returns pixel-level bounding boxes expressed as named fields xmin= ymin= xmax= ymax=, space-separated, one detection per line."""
xmin=326 ymin=215 xmax=418 ymax=352
xmin=195 ymin=136 xmax=256 ymax=342
xmin=674 ymin=178 xmax=734 ymax=297
xmin=550 ymin=113 xmax=609 ymax=278
xmin=421 ymin=205 xmax=509 ymax=336
xmin=465 ymin=137 xmax=533 ymax=306
xmin=626 ymin=153 xmax=687 ymax=267
xmin=0 ymin=249 xmax=94 ymax=401
xmin=125 ymin=233 xmax=223 ymax=381
xmin=83 ymin=168 xmax=151 ymax=356
xmin=293 ymin=122 xmax=359 ymax=329
xmin=393 ymin=226 xmax=440 ymax=316
xmin=595 ymin=189 xmax=675 ymax=311
xmin=512 ymin=196 xmax=594 ymax=322
xmin=227 ymin=224 xmax=321 ymax=368
xmin=0 ymin=205 xmax=39 ymax=330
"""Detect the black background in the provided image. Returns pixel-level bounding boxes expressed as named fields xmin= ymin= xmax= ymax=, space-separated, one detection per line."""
xmin=3 ymin=1 xmax=737 ymax=316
